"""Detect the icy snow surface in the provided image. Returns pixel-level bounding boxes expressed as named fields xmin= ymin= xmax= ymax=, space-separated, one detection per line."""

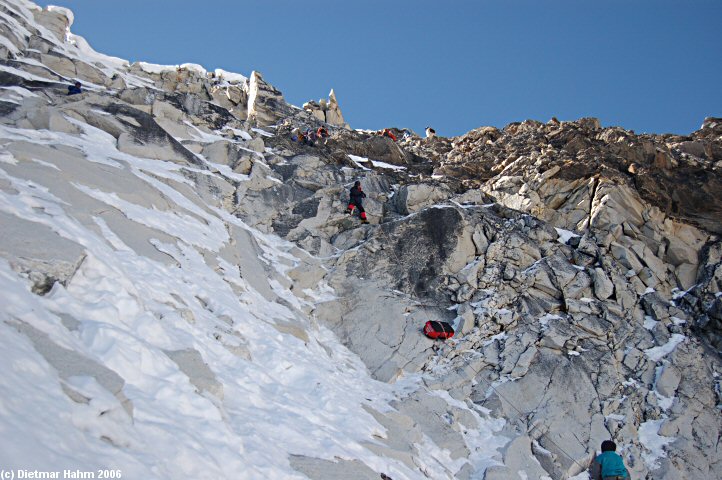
xmin=554 ymin=227 xmax=579 ymax=244
xmin=370 ymin=160 xmax=407 ymax=171
xmin=643 ymin=315 xmax=658 ymax=330
xmin=347 ymin=154 xmax=406 ymax=171
xmin=214 ymin=69 xmax=248 ymax=84
xmin=638 ymin=419 xmax=675 ymax=470
xmin=0 ymin=122 xmax=412 ymax=478
xmin=347 ymin=154 xmax=372 ymax=171
xmin=644 ymin=334 xmax=686 ymax=362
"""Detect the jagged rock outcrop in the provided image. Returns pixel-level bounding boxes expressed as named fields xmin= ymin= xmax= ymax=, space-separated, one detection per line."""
xmin=437 ymin=117 xmax=722 ymax=234
xmin=303 ymin=89 xmax=348 ymax=128
xmin=247 ymin=70 xmax=297 ymax=126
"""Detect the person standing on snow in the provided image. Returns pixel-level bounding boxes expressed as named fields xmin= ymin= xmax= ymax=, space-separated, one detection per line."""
xmin=346 ymin=180 xmax=369 ymax=224
xmin=589 ymin=440 xmax=629 ymax=480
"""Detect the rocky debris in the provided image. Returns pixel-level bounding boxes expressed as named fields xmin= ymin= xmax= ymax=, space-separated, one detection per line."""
xmin=400 ymin=131 xmax=455 ymax=164
xmin=126 ymin=62 xmax=212 ymax=98
xmin=692 ymin=117 xmax=722 ymax=163
xmin=209 ymin=79 xmax=248 ymax=119
xmin=324 ymin=128 xmax=417 ymax=168
xmin=431 ymin=117 xmax=722 ymax=234
xmin=679 ymin=239 xmax=722 ymax=349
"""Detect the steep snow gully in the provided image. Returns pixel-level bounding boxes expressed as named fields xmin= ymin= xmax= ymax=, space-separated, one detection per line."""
xmin=1 ymin=1 xmax=721 ymax=480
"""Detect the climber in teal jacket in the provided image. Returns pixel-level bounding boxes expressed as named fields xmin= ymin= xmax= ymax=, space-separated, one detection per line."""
xmin=589 ymin=440 xmax=629 ymax=479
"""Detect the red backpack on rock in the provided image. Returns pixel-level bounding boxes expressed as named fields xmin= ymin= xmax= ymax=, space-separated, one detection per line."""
xmin=423 ymin=321 xmax=455 ymax=339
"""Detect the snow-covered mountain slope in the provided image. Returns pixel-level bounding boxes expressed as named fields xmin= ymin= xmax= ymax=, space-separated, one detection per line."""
xmin=0 ymin=2 xmax=507 ymax=479
xmin=1 ymin=1 xmax=721 ymax=480
xmin=0 ymin=119 xmax=403 ymax=478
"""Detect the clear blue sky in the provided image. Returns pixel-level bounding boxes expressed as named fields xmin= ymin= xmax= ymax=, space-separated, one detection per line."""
xmin=46 ymin=0 xmax=721 ymax=137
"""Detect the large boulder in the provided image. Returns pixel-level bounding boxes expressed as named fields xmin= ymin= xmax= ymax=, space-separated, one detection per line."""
xmin=393 ymin=183 xmax=452 ymax=215
xmin=32 ymin=5 xmax=73 ymax=43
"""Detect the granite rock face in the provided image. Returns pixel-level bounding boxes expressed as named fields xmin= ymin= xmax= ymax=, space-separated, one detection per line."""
xmin=259 ymin=117 xmax=722 ymax=478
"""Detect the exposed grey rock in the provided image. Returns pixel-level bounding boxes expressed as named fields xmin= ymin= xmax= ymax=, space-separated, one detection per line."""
xmin=0 ymin=211 xmax=86 ymax=293
xmin=655 ymin=364 xmax=681 ymax=398
xmin=289 ymin=455 xmax=380 ymax=480
xmin=591 ymin=267 xmax=614 ymax=300
xmin=32 ymin=5 xmax=71 ymax=42
xmin=393 ymin=183 xmax=453 ymax=215
xmin=164 ymin=348 xmax=224 ymax=399
xmin=454 ymin=303 xmax=476 ymax=335
xmin=484 ymin=436 xmax=552 ymax=480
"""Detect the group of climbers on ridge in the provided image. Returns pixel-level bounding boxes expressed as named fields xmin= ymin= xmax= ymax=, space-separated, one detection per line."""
xmin=376 ymin=128 xmax=414 ymax=141
xmin=291 ymin=124 xmax=433 ymax=147
xmin=379 ymin=128 xmax=397 ymax=141
xmin=295 ymin=117 xmax=635 ymax=478
xmin=292 ymin=126 xmax=329 ymax=147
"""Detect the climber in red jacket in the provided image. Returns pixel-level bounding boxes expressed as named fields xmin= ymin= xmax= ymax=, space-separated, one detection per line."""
xmin=346 ymin=181 xmax=369 ymax=224
xmin=380 ymin=128 xmax=397 ymax=141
